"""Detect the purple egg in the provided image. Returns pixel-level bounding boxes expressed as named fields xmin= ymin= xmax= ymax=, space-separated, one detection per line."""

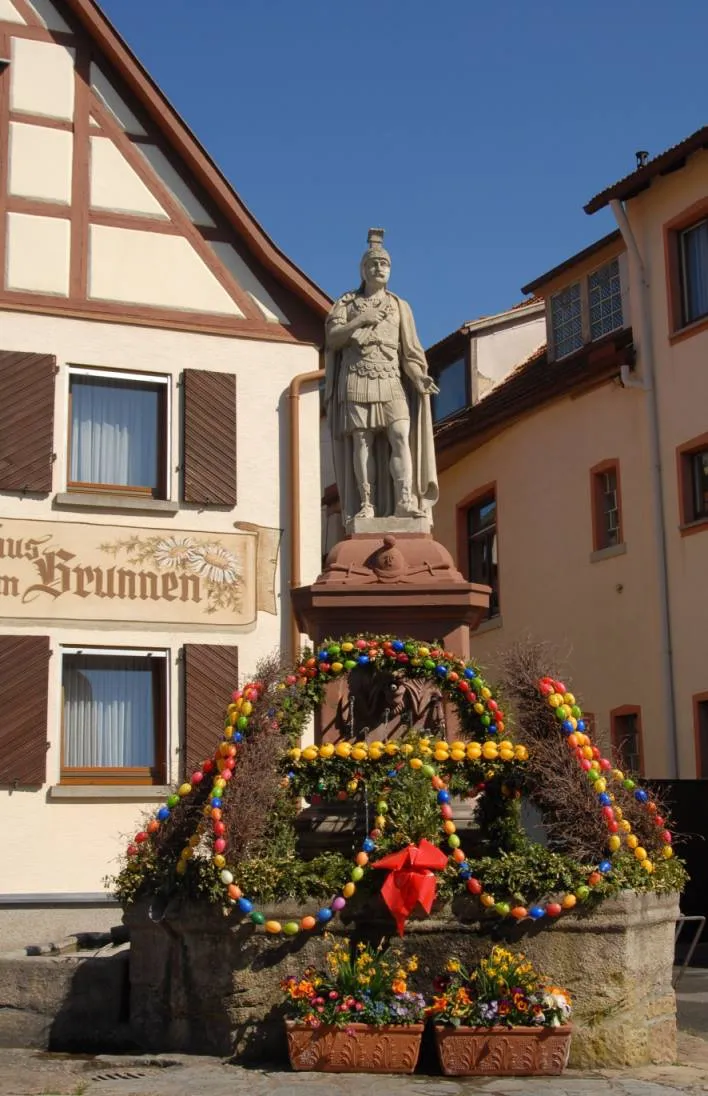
xmin=331 ymin=897 xmax=346 ymax=911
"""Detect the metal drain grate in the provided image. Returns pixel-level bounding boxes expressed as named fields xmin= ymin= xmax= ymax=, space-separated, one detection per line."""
xmin=92 ymin=1071 xmax=146 ymax=1081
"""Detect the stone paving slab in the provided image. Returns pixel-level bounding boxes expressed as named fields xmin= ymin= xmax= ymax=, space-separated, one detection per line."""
xmin=1 ymin=1034 xmax=707 ymax=1096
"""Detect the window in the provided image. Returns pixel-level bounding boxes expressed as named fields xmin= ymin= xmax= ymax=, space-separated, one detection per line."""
xmin=694 ymin=695 xmax=708 ymax=779
xmin=591 ymin=461 xmax=622 ymax=551
xmin=589 ymin=258 xmax=623 ymax=340
xmin=550 ymin=258 xmax=624 ymax=360
xmin=679 ymin=218 xmax=708 ymax=326
xmin=611 ymin=708 xmax=643 ymax=775
xmin=61 ymin=648 xmax=167 ymax=784
xmin=550 ymin=283 xmax=583 ymax=359
xmin=464 ymin=491 xmax=499 ymax=618
xmin=432 ymin=357 xmax=468 ymax=422
xmin=68 ymin=368 xmax=169 ymax=497
xmin=677 ymin=435 xmax=708 ymax=529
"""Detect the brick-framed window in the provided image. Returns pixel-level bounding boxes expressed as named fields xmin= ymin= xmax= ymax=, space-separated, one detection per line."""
xmin=693 ymin=693 xmax=708 ymax=779
xmin=60 ymin=647 xmax=168 ymax=785
xmin=665 ymin=197 xmax=708 ymax=341
xmin=677 ymin=432 xmax=708 ymax=535
xmin=67 ymin=366 xmax=170 ymax=499
xmin=590 ymin=459 xmax=623 ymax=551
xmin=456 ymin=484 xmax=499 ymax=619
xmin=610 ymin=706 xmax=644 ymax=776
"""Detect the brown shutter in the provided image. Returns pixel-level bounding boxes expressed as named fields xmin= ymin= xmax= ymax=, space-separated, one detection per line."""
xmin=183 ymin=369 xmax=237 ymax=506
xmin=0 ymin=635 xmax=51 ymax=786
xmin=183 ymin=644 xmax=238 ymax=776
xmin=0 ymin=352 xmax=56 ymax=493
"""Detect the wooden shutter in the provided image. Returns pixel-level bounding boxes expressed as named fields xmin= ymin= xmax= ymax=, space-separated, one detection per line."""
xmin=0 ymin=352 xmax=56 ymax=493
xmin=0 ymin=635 xmax=51 ymax=786
xmin=183 ymin=369 xmax=237 ymax=506
xmin=183 ymin=644 xmax=239 ymax=776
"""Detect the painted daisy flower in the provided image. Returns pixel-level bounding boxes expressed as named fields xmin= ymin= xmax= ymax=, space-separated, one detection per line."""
xmin=153 ymin=535 xmax=197 ymax=570
xmin=188 ymin=543 xmax=241 ymax=585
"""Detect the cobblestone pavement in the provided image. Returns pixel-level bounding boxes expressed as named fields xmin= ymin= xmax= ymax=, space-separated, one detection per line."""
xmin=1 ymin=1033 xmax=706 ymax=1096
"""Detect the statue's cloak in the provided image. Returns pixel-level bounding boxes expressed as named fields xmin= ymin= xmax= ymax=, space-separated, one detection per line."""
xmin=324 ymin=291 xmax=439 ymax=526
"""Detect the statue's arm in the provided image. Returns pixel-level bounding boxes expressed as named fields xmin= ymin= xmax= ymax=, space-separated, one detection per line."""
xmin=398 ymin=299 xmax=440 ymax=394
xmin=326 ymin=296 xmax=375 ymax=351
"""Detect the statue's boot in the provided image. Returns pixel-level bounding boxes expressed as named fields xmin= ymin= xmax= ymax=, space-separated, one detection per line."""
xmin=394 ymin=483 xmax=425 ymax=518
xmin=354 ymin=486 xmax=374 ymax=520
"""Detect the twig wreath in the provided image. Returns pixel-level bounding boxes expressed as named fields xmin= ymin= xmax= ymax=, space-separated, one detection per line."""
xmin=117 ymin=635 xmax=676 ymax=936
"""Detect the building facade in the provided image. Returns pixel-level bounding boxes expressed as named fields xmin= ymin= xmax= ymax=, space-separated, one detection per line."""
xmin=434 ymin=128 xmax=708 ymax=781
xmin=0 ymin=0 xmax=328 ymax=900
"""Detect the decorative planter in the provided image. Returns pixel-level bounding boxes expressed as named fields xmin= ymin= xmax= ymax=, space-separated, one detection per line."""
xmin=434 ymin=1024 xmax=572 ymax=1076
xmin=285 ymin=1020 xmax=423 ymax=1073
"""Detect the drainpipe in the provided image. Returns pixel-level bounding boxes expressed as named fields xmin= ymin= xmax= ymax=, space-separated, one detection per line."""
xmin=610 ymin=199 xmax=680 ymax=778
xmin=287 ymin=364 xmax=325 ymax=659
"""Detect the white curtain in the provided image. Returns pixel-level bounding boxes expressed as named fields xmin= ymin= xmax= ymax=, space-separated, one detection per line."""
xmin=685 ymin=222 xmax=708 ymax=322
xmin=63 ymin=656 xmax=155 ymax=768
xmin=70 ymin=378 xmax=158 ymax=489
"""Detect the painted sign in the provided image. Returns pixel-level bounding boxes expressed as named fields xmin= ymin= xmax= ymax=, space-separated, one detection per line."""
xmin=0 ymin=519 xmax=280 ymax=625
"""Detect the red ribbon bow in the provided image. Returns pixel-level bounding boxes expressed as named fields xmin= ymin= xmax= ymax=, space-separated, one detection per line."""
xmin=372 ymin=839 xmax=449 ymax=935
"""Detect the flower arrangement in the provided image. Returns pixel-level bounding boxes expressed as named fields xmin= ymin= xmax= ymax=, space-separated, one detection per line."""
xmin=428 ymin=946 xmax=572 ymax=1029
xmin=281 ymin=937 xmax=426 ymax=1028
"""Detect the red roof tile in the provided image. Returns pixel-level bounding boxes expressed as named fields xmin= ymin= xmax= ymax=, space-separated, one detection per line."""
xmin=585 ymin=126 xmax=708 ymax=214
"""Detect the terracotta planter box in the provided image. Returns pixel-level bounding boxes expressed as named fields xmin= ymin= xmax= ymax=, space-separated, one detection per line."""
xmin=285 ymin=1020 xmax=423 ymax=1073
xmin=435 ymin=1024 xmax=572 ymax=1076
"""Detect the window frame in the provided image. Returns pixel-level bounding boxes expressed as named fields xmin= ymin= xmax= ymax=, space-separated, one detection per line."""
xmin=59 ymin=645 xmax=169 ymax=786
xmin=610 ymin=705 xmax=644 ymax=776
xmin=549 ymin=255 xmax=625 ymax=361
xmin=430 ymin=349 xmax=471 ymax=423
xmin=456 ymin=482 xmax=500 ymax=620
xmin=590 ymin=459 xmax=624 ymax=552
xmin=693 ymin=692 xmax=708 ymax=779
xmin=664 ymin=197 xmax=708 ymax=343
xmin=66 ymin=365 xmax=171 ymax=499
xmin=676 ymin=431 xmax=708 ymax=536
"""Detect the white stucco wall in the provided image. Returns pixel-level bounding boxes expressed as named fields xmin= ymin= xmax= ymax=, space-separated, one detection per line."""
xmin=0 ymin=309 xmax=322 ymax=895
xmin=475 ymin=314 xmax=546 ymax=393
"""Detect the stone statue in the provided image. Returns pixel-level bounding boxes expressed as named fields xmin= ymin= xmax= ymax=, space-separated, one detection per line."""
xmin=324 ymin=229 xmax=439 ymax=532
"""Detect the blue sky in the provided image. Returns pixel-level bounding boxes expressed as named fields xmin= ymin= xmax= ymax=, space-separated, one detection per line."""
xmin=101 ymin=0 xmax=707 ymax=346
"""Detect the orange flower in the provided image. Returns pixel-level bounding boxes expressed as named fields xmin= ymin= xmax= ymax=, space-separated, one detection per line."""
xmin=392 ymin=979 xmax=407 ymax=994
xmin=455 ymin=987 xmax=471 ymax=1006
xmin=427 ymin=995 xmax=449 ymax=1013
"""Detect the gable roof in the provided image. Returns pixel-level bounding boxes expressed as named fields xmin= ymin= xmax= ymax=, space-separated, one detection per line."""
xmin=584 ymin=126 xmax=708 ymax=214
xmin=434 ymin=327 xmax=634 ymax=471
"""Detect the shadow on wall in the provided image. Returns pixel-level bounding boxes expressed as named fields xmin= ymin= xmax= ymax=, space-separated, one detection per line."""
xmin=653 ymin=780 xmax=708 ymax=952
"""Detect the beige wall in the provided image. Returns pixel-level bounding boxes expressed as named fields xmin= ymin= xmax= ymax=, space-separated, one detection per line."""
xmin=475 ymin=314 xmax=545 ymax=392
xmin=622 ymin=148 xmax=708 ymax=778
xmin=0 ymin=309 xmax=322 ymax=895
xmin=435 ymin=377 xmax=672 ymax=775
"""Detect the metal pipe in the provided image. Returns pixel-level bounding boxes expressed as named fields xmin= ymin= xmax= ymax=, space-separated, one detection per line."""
xmin=287 ymin=365 xmax=325 ymax=659
xmin=610 ymin=199 xmax=680 ymax=778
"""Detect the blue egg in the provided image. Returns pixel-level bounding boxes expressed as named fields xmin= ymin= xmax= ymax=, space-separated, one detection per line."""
xmin=576 ymin=720 xmax=586 ymax=732
xmin=529 ymin=906 xmax=545 ymax=920
xmin=237 ymin=897 xmax=253 ymax=914
xmin=634 ymin=789 xmax=648 ymax=803
xmin=210 ymin=797 xmax=222 ymax=809
xmin=437 ymin=790 xmax=451 ymax=804
xmin=599 ymin=860 xmax=612 ymax=873
xmin=233 ymin=732 xmax=243 ymax=743
xmin=318 ymin=650 xmax=329 ymax=661
xmin=363 ymin=838 xmax=375 ymax=853
xmin=598 ymin=793 xmax=611 ymax=806
xmin=562 ymin=720 xmax=575 ymax=734
xmin=357 ymin=654 xmax=370 ymax=665
xmin=157 ymin=807 xmax=170 ymax=821
xmin=459 ymin=870 xmax=471 ymax=880
xmin=387 ymin=769 xmax=398 ymax=778
xmin=464 ymin=667 xmax=477 ymax=679
xmin=489 ymin=723 xmax=498 ymax=734
xmin=317 ymin=908 xmax=333 ymax=923
xmin=435 ymin=665 xmax=448 ymax=676
xmin=392 ymin=640 xmax=404 ymax=652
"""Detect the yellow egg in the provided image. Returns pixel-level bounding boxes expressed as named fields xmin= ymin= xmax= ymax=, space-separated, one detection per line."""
xmin=481 ymin=687 xmax=491 ymax=699
xmin=480 ymin=893 xmax=495 ymax=907
xmin=451 ymin=740 xmax=466 ymax=751
xmin=288 ymin=747 xmax=301 ymax=761
xmin=374 ymin=815 xmax=386 ymax=828
xmin=548 ymin=693 xmax=562 ymax=708
xmin=176 ymin=860 xmax=187 ymax=875
xmin=213 ymin=854 xmax=226 ymax=868
xmin=178 ymin=782 xmax=192 ymax=797
xmin=400 ymin=743 xmax=414 ymax=755
xmin=319 ymin=743 xmax=335 ymax=759
xmin=419 ymin=738 xmax=430 ymax=748
xmin=466 ymin=743 xmax=482 ymax=759
xmin=241 ymin=701 xmax=252 ymax=716
xmin=341 ymin=641 xmax=353 ymax=652
xmin=474 ymin=703 xmax=485 ymax=714
xmin=385 ymin=743 xmax=398 ymax=755
xmin=626 ymin=834 xmax=638 ymax=849
xmin=634 ymin=846 xmax=647 ymax=861
xmin=418 ymin=646 xmax=430 ymax=657
xmin=265 ymin=920 xmax=282 ymax=934
xmin=482 ymin=743 xmax=498 ymax=759
xmin=594 ymin=778 xmax=607 ymax=793
xmin=335 ymin=742 xmax=352 ymax=758
xmin=608 ymin=835 xmax=621 ymax=852
xmin=420 ymin=745 xmax=432 ymax=756
xmin=369 ymin=749 xmax=383 ymax=762
xmin=331 ymin=662 xmax=343 ymax=673
xmin=409 ymin=757 xmax=423 ymax=770
xmin=563 ymin=693 xmax=576 ymax=706
xmin=662 ymin=846 xmax=673 ymax=859
xmin=302 ymin=746 xmax=318 ymax=762
xmin=499 ymin=749 xmax=514 ymax=762
xmin=640 ymin=859 xmax=654 ymax=872
xmin=514 ymin=746 xmax=529 ymax=761
xmin=180 ymin=846 xmax=193 ymax=860
xmin=619 ymin=819 xmax=632 ymax=833
xmin=450 ymin=750 xmax=465 ymax=762
xmin=351 ymin=747 xmax=367 ymax=762
xmin=499 ymin=740 xmax=513 ymax=751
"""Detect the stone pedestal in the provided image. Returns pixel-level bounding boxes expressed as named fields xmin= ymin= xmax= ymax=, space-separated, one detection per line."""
xmin=292 ymin=533 xmax=489 ymax=659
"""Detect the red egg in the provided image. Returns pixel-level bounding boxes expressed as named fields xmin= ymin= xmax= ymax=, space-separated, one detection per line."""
xmin=191 ymin=771 xmax=204 ymax=784
xmin=214 ymin=838 xmax=226 ymax=854
xmin=467 ymin=878 xmax=482 ymax=895
xmin=213 ymin=821 xmax=226 ymax=836
xmin=546 ymin=902 xmax=562 ymax=918
xmin=440 ymin=804 xmax=454 ymax=820
xmin=135 ymin=831 xmax=148 ymax=843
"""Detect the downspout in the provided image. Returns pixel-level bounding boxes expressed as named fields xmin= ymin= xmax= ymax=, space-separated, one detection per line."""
xmin=287 ymin=364 xmax=325 ymax=659
xmin=610 ymin=199 xmax=680 ymax=778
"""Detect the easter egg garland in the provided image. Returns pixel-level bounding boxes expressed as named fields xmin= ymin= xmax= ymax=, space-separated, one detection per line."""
xmin=118 ymin=635 xmax=677 ymax=936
